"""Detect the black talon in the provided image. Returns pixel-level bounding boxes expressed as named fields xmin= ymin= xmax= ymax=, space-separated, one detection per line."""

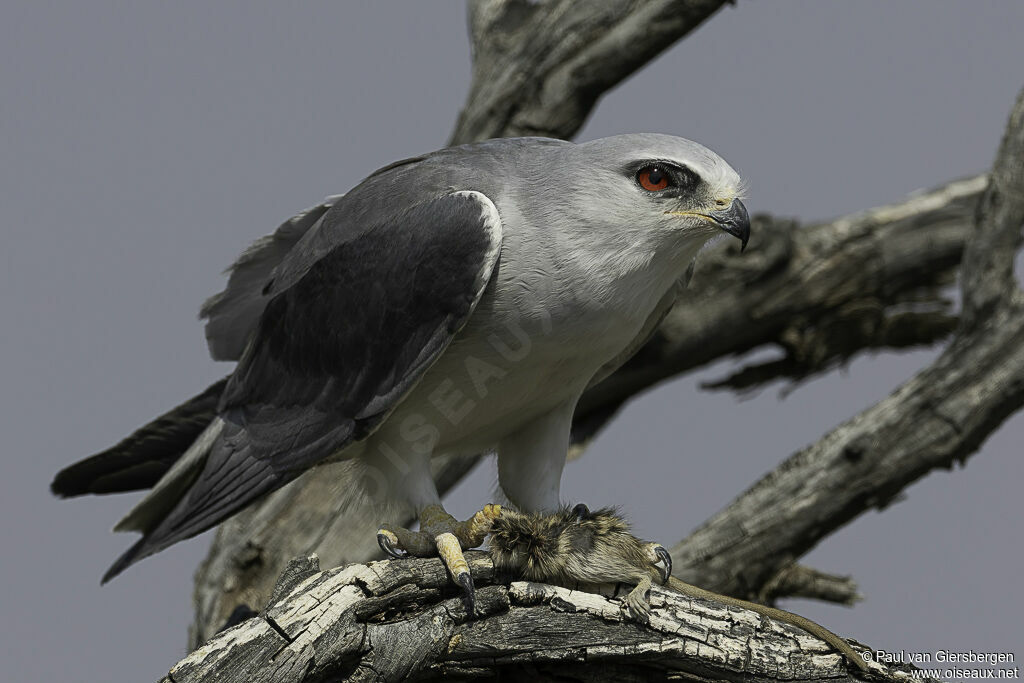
xmin=571 ymin=503 xmax=590 ymax=521
xmin=377 ymin=532 xmax=408 ymax=559
xmin=654 ymin=545 xmax=672 ymax=585
xmin=456 ymin=571 xmax=475 ymax=615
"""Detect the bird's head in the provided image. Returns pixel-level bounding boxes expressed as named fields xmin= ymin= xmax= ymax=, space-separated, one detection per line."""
xmin=569 ymin=133 xmax=749 ymax=252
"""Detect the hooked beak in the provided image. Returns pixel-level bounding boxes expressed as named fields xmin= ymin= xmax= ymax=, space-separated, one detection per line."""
xmin=668 ymin=199 xmax=751 ymax=252
xmin=709 ymin=199 xmax=750 ymax=252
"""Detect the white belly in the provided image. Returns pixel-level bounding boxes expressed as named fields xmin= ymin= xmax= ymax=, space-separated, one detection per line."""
xmin=369 ymin=281 xmax=647 ymax=459
xmin=361 ymin=222 xmax=701 ymax=461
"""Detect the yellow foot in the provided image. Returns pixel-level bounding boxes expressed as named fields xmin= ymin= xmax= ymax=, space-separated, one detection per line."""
xmin=377 ymin=503 xmax=502 ymax=613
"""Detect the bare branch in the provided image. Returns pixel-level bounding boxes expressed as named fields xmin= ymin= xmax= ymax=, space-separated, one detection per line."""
xmin=451 ymin=0 xmax=730 ymax=143
xmin=759 ymin=564 xmax=862 ymax=607
xmin=170 ymin=554 xmax=924 ymax=683
xmin=668 ymin=86 xmax=1024 ymax=599
xmin=672 ymin=285 xmax=1024 ymax=600
xmin=960 ymin=87 xmax=1024 ymax=327
xmin=701 ymin=306 xmax=957 ymax=394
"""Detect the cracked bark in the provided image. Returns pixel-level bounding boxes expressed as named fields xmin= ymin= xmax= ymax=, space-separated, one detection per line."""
xmin=451 ymin=0 xmax=731 ymax=143
xmin=169 ymin=555 xmax=935 ymax=683
xmin=758 ymin=564 xmax=862 ymax=608
xmin=668 ymin=86 xmax=1024 ymax=599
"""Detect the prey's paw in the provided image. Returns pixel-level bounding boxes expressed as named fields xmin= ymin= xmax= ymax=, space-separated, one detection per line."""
xmin=624 ymin=575 xmax=653 ymax=624
xmin=488 ymin=503 xmax=672 ymax=624
xmin=622 ymin=543 xmax=674 ymax=623
xmin=377 ymin=503 xmax=502 ymax=615
xmin=646 ymin=542 xmax=673 ymax=585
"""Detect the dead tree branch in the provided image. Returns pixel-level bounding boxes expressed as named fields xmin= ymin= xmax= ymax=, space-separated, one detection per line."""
xmin=758 ymin=564 xmax=862 ymax=607
xmin=170 ymin=555 xmax=930 ymax=683
xmin=451 ymin=0 xmax=730 ymax=143
xmin=668 ymin=86 xmax=1024 ymax=599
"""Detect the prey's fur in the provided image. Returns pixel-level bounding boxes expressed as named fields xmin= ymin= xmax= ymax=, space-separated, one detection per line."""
xmin=489 ymin=505 xmax=870 ymax=673
xmin=490 ymin=506 xmax=655 ymax=586
xmin=489 ymin=505 xmax=665 ymax=620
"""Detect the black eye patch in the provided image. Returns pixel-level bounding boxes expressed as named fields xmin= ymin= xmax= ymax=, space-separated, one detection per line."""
xmin=632 ymin=161 xmax=701 ymax=194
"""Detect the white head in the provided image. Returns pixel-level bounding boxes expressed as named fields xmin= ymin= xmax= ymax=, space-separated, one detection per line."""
xmin=560 ymin=133 xmax=749 ymax=254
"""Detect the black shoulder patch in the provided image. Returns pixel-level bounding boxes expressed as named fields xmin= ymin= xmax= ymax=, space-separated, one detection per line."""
xmin=102 ymin=192 xmax=502 ymax=581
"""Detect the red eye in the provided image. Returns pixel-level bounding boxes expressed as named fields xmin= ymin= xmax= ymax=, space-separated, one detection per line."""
xmin=637 ymin=165 xmax=671 ymax=192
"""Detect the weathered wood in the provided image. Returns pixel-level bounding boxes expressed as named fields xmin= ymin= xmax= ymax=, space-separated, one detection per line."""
xmin=960 ymin=84 xmax=1024 ymax=326
xmin=671 ymin=301 xmax=1024 ymax=596
xmin=171 ymin=553 xmax=934 ymax=683
xmin=189 ymin=456 xmax=475 ymax=648
xmin=759 ymin=564 xmax=862 ymax=607
xmin=451 ymin=0 xmax=731 ymax=143
xmin=668 ymin=86 xmax=1024 ymax=599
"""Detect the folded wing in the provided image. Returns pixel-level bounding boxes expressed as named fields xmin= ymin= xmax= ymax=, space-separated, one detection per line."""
xmin=104 ymin=190 xmax=503 ymax=581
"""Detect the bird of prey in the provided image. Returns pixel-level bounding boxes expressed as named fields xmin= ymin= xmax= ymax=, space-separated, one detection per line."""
xmin=51 ymin=134 xmax=749 ymax=603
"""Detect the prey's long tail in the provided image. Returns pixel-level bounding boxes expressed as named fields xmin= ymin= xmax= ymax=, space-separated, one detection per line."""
xmin=666 ymin=576 xmax=869 ymax=673
xmin=50 ymin=378 xmax=228 ymax=498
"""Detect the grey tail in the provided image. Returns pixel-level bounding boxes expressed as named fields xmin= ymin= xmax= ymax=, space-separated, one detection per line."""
xmin=50 ymin=378 xmax=228 ymax=498
xmin=101 ymin=411 xmax=354 ymax=583
xmin=102 ymin=536 xmax=151 ymax=584
xmin=102 ymin=416 xmax=228 ymax=583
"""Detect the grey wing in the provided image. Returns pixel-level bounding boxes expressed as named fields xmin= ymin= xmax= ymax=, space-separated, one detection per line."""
xmin=104 ymin=191 xmax=503 ymax=581
xmin=200 ymin=194 xmax=344 ymax=361
xmin=200 ymin=154 xmax=431 ymax=361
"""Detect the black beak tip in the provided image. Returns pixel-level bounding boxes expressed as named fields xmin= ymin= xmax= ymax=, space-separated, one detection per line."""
xmin=711 ymin=199 xmax=750 ymax=253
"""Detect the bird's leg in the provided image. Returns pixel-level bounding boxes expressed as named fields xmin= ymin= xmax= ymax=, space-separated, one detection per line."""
xmin=377 ymin=503 xmax=502 ymax=612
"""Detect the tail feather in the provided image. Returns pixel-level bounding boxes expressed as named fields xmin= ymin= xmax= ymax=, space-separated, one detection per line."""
xmin=113 ymin=418 xmax=225 ymax=534
xmin=51 ymin=378 xmax=228 ymax=497
xmin=102 ymin=418 xmax=227 ymax=583
xmin=101 ymin=411 xmax=355 ymax=582
xmin=102 ymin=536 xmax=150 ymax=585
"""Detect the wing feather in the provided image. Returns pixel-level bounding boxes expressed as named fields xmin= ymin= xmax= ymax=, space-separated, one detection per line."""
xmin=105 ymin=190 xmax=502 ymax=580
xmin=200 ymin=195 xmax=343 ymax=361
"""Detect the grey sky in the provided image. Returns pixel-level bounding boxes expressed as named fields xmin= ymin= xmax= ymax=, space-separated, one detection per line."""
xmin=2 ymin=2 xmax=1022 ymax=680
